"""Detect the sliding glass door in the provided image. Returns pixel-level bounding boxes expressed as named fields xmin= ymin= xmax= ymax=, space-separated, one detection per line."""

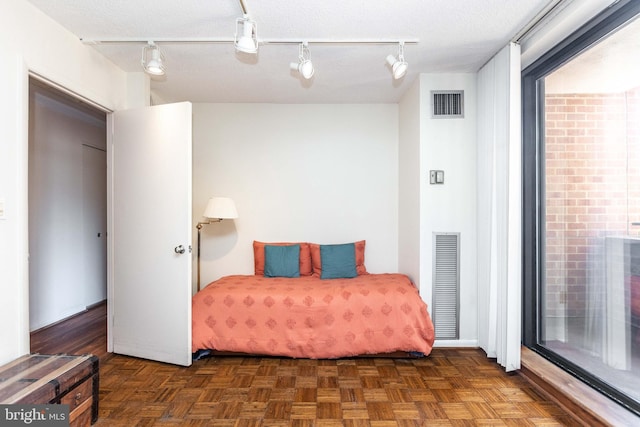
xmin=523 ymin=1 xmax=640 ymax=414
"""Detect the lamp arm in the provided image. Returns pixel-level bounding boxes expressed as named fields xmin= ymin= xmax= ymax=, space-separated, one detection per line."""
xmin=196 ymin=218 xmax=223 ymax=230
xmin=196 ymin=218 xmax=223 ymax=292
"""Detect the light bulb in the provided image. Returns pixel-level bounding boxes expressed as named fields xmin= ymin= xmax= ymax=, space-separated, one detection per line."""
xmin=299 ymin=60 xmax=314 ymax=79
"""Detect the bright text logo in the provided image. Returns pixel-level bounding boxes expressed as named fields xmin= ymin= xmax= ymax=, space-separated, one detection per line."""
xmin=0 ymin=405 xmax=69 ymax=426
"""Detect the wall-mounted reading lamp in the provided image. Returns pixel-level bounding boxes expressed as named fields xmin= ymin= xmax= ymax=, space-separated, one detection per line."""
xmin=196 ymin=197 xmax=238 ymax=291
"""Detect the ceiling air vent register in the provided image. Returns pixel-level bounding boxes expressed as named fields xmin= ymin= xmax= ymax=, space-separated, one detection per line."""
xmin=431 ymin=90 xmax=464 ymax=118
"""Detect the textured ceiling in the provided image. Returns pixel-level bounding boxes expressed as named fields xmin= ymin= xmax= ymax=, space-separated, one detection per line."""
xmin=26 ymin=0 xmax=551 ymax=104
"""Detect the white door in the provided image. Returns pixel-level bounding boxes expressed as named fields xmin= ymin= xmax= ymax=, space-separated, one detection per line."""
xmin=82 ymin=145 xmax=107 ymax=304
xmin=109 ymin=102 xmax=192 ymax=366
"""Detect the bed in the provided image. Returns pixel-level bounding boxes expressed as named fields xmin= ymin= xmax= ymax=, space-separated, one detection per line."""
xmin=191 ymin=241 xmax=435 ymax=359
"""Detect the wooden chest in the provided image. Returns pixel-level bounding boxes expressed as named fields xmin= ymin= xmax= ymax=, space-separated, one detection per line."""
xmin=0 ymin=354 xmax=99 ymax=426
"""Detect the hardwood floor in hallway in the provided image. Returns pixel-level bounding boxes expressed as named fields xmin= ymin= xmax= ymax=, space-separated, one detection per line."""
xmin=30 ymin=301 xmax=109 ymax=362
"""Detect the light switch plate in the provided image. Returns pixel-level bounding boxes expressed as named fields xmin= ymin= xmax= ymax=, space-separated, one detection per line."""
xmin=429 ymin=170 xmax=444 ymax=184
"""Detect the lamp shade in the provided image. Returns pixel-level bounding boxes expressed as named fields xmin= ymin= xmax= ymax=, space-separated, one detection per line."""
xmin=202 ymin=197 xmax=238 ymax=219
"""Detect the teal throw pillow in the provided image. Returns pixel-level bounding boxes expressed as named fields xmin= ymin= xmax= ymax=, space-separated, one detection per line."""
xmin=320 ymin=243 xmax=357 ymax=279
xmin=264 ymin=244 xmax=301 ymax=278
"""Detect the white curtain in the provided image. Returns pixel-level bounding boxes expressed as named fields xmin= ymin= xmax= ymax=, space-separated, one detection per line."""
xmin=477 ymin=43 xmax=522 ymax=371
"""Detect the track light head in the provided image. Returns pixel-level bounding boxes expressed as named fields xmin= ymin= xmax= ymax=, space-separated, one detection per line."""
xmin=141 ymin=42 xmax=165 ymax=76
xmin=386 ymin=42 xmax=408 ymax=79
xmin=235 ymin=15 xmax=258 ymax=54
xmin=290 ymin=60 xmax=314 ymax=79
xmin=299 ymin=60 xmax=314 ymax=79
xmin=290 ymin=42 xmax=314 ymax=80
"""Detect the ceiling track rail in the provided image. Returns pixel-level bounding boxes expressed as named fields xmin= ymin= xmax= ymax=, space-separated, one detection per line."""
xmin=81 ymin=38 xmax=419 ymax=46
xmin=82 ymin=1 xmax=418 ymax=47
xmin=511 ymin=0 xmax=572 ymax=43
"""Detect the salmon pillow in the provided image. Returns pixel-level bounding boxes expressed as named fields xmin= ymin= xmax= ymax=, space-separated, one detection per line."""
xmin=253 ymin=241 xmax=312 ymax=276
xmin=310 ymin=240 xmax=368 ymax=278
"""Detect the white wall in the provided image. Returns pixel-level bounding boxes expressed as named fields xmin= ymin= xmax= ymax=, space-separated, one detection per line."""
xmin=193 ymin=83 xmax=479 ymax=347
xmin=192 ymin=104 xmax=399 ymax=288
xmin=419 ymin=74 xmax=478 ymax=346
xmin=29 ymin=89 xmax=107 ymax=331
xmin=398 ymin=78 xmax=423 ymax=287
xmin=0 ymin=0 xmax=135 ymax=365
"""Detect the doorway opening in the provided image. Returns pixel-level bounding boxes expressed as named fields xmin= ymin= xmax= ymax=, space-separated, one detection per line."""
xmin=28 ymin=77 xmax=108 ymax=357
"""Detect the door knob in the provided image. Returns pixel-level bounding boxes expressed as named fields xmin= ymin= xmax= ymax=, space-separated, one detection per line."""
xmin=174 ymin=245 xmax=186 ymax=254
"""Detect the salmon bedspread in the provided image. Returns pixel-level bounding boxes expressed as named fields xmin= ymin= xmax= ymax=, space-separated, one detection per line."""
xmin=192 ymin=274 xmax=435 ymax=359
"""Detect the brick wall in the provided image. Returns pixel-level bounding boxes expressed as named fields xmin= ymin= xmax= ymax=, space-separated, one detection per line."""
xmin=544 ymin=89 xmax=640 ymax=335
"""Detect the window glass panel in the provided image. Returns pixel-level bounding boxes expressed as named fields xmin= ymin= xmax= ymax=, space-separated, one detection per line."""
xmin=541 ymin=15 xmax=640 ymax=405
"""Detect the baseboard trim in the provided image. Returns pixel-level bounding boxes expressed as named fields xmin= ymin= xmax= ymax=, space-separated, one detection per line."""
xmin=519 ymin=346 xmax=639 ymax=427
xmin=86 ymin=299 xmax=107 ymax=310
xmin=433 ymin=339 xmax=479 ymax=348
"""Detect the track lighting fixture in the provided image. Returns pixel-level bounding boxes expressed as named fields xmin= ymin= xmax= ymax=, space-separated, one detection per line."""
xmin=141 ymin=41 xmax=165 ymax=76
xmin=235 ymin=14 xmax=258 ymax=54
xmin=386 ymin=42 xmax=408 ymax=79
xmin=290 ymin=42 xmax=314 ymax=80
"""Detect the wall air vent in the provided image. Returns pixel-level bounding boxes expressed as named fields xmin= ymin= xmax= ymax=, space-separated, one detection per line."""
xmin=431 ymin=90 xmax=464 ymax=118
xmin=432 ymin=232 xmax=460 ymax=339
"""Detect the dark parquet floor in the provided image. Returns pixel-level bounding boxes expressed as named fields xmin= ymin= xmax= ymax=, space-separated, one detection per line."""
xmin=30 ymin=303 xmax=578 ymax=426
xmin=94 ymin=349 xmax=577 ymax=426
